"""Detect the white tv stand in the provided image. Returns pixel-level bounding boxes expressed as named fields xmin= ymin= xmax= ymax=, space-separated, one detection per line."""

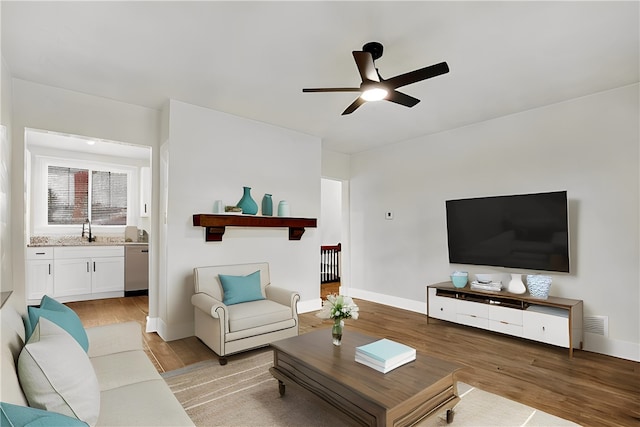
xmin=427 ymin=282 xmax=583 ymax=357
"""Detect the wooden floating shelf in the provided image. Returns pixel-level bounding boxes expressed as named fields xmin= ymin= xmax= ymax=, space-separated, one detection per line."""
xmin=193 ymin=214 xmax=317 ymax=242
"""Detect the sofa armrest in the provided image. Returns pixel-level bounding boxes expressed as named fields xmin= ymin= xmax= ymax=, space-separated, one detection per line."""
xmin=86 ymin=321 xmax=142 ymax=358
xmin=192 ymin=293 xmax=228 ymax=320
xmin=265 ymin=286 xmax=300 ymax=314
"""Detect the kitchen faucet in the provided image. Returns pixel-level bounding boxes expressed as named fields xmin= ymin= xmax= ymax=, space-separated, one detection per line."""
xmin=82 ymin=218 xmax=95 ymax=242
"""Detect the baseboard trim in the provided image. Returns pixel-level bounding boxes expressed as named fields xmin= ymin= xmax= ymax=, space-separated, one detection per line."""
xmin=346 ymin=288 xmax=426 ymax=314
xmin=146 ymin=316 xmax=158 ymax=333
xmin=584 ymin=332 xmax=640 ymax=362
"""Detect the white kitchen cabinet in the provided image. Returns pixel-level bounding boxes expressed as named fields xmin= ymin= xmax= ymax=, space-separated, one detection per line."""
xmin=53 ymin=258 xmax=92 ymax=297
xmin=36 ymin=246 xmax=126 ymax=304
xmin=26 ymin=248 xmax=54 ymax=303
xmin=92 ymin=256 xmax=125 ymax=293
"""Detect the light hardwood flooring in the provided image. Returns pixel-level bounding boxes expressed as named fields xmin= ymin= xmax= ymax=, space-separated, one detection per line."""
xmin=67 ymin=296 xmax=639 ymax=427
xmin=320 ymin=281 xmax=340 ymax=299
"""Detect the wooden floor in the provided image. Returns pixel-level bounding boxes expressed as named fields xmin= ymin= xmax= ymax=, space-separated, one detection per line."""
xmin=320 ymin=281 xmax=340 ymax=299
xmin=67 ymin=296 xmax=639 ymax=427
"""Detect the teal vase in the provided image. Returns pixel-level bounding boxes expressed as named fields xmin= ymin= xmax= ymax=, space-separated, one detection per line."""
xmin=237 ymin=186 xmax=258 ymax=215
xmin=261 ymin=194 xmax=273 ymax=216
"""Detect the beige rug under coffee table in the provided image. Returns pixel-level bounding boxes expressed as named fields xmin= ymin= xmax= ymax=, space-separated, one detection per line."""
xmin=269 ymin=329 xmax=462 ymax=427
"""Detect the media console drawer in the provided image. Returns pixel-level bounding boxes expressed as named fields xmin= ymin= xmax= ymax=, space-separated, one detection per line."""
xmin=523 ymin=308 xmax=570 ymax=348
xmin=427 ymin=289 xmax=457 ymax=323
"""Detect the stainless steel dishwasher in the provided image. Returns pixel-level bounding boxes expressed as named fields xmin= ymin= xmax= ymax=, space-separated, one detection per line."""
xmin=124 ymin=244 xmax=149 ymax=296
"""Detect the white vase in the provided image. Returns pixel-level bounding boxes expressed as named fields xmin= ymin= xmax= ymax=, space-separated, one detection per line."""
xmin=507 ymin=273 xmax=526 ymax=294
xmin=277 ymin=200 xmax=290 ymax=217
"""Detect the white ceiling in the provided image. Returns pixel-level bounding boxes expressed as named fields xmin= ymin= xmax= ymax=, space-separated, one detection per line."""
xmin=2 ymin=1 xmax=638 ymax=154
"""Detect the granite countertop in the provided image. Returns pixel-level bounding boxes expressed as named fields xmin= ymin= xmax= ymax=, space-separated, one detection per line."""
xmin=28 ymin=236 xmax=148 ymax=247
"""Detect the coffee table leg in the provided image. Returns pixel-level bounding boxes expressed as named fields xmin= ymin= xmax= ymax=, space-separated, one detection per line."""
xmin=446 ymin=409 xmax=454 ymax=424
xmin=278 ymin=380 xmax=286 ymax=396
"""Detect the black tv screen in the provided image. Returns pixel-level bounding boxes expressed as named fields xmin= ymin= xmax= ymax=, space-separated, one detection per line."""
xmin=446 ymin=191 xmax=570 ymax=273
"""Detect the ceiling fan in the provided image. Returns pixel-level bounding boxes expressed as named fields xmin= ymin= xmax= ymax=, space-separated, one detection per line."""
xmin=303 ymin=42 xmax=449 ymax=115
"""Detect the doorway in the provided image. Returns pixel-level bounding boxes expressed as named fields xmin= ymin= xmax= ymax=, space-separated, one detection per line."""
xmin=320 ymin=178 xmax=345 ymax=298
xmin=24 ymin=128 xmax=152 ymax=306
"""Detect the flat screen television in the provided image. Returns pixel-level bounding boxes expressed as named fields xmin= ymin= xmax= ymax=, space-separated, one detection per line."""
xmin=445 ymin=191 xmax=570 ymax=273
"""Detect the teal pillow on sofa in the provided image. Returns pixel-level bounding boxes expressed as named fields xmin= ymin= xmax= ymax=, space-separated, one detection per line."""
xmin=26 ymin=295 xmax=89 ymax=352
xmin=219 ymin=271 xmax=265 ymax=305
xmin=1 ymin=402 xmax=88 ymax=426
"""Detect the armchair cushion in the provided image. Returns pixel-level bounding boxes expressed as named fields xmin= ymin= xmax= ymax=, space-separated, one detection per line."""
xmin=227 ymin=299 xmax=293 ymax=332
xmin=219 ymin=271 xmax=265 ymax=305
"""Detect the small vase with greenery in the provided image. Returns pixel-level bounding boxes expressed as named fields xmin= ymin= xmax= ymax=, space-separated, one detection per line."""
xmin=316 ymin=294 xmax=359 ymax=346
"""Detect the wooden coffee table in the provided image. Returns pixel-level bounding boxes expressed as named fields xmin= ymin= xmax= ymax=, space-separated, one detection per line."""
xmin=269 ymin=329 xmax=461 ymax=426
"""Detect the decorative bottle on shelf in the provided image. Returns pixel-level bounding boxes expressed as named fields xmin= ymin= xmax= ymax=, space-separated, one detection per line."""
xmin=261 ymin=194 xmax=273 ymax=216
xmin=277 ymin=200 xmax=290 ymax=217
xmin=236 ymin=186 xmax=258 ymax=215
xmin=507 ymin=273 xmax=527 ymax=294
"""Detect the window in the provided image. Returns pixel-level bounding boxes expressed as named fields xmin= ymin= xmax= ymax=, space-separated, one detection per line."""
xmin=47 ymin=166 xmax=127 ymax=225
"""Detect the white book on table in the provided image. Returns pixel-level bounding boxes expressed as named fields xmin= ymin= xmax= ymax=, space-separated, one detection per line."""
xmin=355 ymin=338 xmax=416 ymax=373
xmin=355 ymin=352 xmax=416 ymax=373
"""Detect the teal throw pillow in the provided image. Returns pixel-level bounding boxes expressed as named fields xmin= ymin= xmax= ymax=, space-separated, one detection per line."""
xmin=1 ymin=402 xmax=88 ymax=427
xmin=219 ymin=271 xmax=265 ymax=305
xmin=26 ymin=295 xmax=89 ymax=352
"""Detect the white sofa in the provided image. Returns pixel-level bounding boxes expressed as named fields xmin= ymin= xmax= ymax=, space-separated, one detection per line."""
xmin=191 ymin=262 xmax=300 ymax=364
xmin=1 ymin=296 xmax=193 ymax=426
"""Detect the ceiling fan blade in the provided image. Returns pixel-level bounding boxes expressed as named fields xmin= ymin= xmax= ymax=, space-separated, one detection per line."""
xmin=303 ymin=87 xmax=361 ymax=93
xmin=384 ymin=62 xmax=449 ymax=89
xmin=352 ymin=51 xmax=379 ymax=82
xmin=385 ymin=90 xmax=420 ymax=108
xmin=342 ymin=97 xmax=367 ymax=115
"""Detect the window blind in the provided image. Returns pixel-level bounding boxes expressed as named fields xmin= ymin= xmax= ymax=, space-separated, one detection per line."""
xmin=91 ymin=170 xmax=127 ymax=225
xmin=48 ymin=166 xmax=127 ymax=225
xmin=48 ymin=166 xmax=88 ymax=224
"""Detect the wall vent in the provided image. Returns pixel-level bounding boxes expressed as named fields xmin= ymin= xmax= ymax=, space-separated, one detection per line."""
xmin=584 ymin=315 xmax=608 ymax=337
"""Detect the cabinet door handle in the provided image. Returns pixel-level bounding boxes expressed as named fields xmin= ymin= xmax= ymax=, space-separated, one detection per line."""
xmin=49 ymin=264 xmax=51 ymax=275
xmin=93 ymin=262 xmax=96 ymax=272
xmin=86 ymin=262 xmax=90 ymax=273
xmin=542 ymin=326 xmax=546 ymax=332
xmin=144 ymin=203 xmax=147 ymax=213
xmin=141 ymin=249 xmax=149 ymax=253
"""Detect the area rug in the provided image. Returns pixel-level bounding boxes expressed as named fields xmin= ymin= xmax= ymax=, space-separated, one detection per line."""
xmin=162 ymin=349 xmax=579 ymax=427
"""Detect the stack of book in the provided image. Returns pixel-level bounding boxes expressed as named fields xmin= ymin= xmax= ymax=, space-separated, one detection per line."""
xmin=470 ymin=280 xmax=503 ymax=292
xmin=355 ymin=338 xmax=416 ymax=373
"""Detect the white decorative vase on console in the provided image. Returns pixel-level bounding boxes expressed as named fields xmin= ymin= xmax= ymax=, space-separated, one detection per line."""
xmin=507 ymin=273 xmax=527 ymax=294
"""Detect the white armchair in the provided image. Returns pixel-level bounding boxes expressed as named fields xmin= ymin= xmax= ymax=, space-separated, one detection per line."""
xmin=191 ymin=262 xmax=300 ymax=364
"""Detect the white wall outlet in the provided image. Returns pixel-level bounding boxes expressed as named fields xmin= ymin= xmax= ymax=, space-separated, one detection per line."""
xmin=385 ymin=211 xmax=393 ymax=220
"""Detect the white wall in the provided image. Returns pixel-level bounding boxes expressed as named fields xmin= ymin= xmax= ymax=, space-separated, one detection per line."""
xmin=159 ymin=100 xmax=321 ymax=340
xmin=320 ymin=178 xmax=342 ymax=246
xmin=1 ymin=56 xmax=13 ymax=300
xmin=10 ymin=79 xmax=160 ymax=315
xmin=349 ymin=84 xmax=639 ymax=361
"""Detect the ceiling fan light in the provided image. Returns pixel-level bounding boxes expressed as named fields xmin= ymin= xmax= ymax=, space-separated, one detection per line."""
xmin=361 ymin=88 xmax=388 ymax=102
